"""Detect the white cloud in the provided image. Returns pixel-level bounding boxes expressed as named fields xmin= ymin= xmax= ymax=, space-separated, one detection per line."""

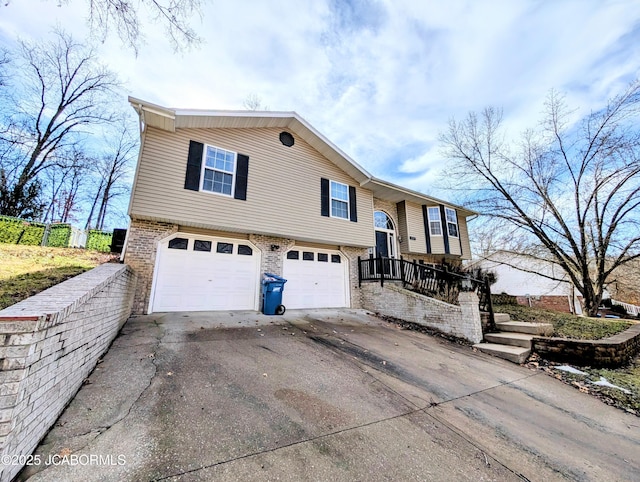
xmin=1 ymin=0 xmax=639 ymax=199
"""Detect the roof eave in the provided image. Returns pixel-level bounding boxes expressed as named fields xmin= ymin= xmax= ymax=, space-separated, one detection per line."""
xmin=128 ymin=97 xmax=372 ymax=183
xmin=362 ymin=177 xmax=478 ymax=217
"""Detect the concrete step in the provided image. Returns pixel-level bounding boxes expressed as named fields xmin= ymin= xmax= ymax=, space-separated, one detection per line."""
xmin=484 ymin=332 xmax=533 ymax=348
xmin=495 ymin=321 xmax=553 ymax=336
xmin=494 ymin=313 xmax=511 ymax=323
xmin=473 ymin=343 xmax=531 ymax=364
xmin=481 ymin=312 xmax=511 ymax=324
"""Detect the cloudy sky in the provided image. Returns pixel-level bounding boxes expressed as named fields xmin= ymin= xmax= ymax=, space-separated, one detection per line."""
xmin=1 ymin=0 xmax=639 ymax=200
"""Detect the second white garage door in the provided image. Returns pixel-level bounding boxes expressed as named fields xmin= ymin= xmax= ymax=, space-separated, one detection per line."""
xmin=151 ymin=234 xmax=260 ymax=312
xmin=282 ymin=249 xmax=349 ymax=309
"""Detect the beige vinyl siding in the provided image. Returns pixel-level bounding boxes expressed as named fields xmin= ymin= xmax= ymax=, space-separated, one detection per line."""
xmin=398 ymin=201 xmax=428 ymax=255
xmin=406 ymin=202 xmax=427 ymax=254
xmin=458 ymin=216 xmax=472 ymax=260
xmin=396 ymin=201 xmax=409 ymax=253
xmin=396 ymin=201 xmax=471 ymax=259
xmin=426 ymin=205 xmax=446 ymax=254
xmin=177 ymin=226 xmax=249 ymax=239
xmin=447 ymin=208 xmax=462 ymax=256
xmin=131 ymin=127 xmax=374 ymax=247
xmin=294 ymin=241 xmax=340 ymax=250
xmin=448 ymin=233 xmax=462 ymax=255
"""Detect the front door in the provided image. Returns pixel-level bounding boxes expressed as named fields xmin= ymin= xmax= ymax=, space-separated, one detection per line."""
xmin=374 ymin=211 xmax=396 ymax=275
xmin=375 ymin=231 xmax=389 ymax=257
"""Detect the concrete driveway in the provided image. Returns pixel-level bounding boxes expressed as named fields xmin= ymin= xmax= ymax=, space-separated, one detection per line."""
xmin=19 ymin=310 xmax=640 ymax=481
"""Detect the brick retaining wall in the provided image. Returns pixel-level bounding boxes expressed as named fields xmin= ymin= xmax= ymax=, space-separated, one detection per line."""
xmin=360 ymin=282 xmax=483 ymax=343
xmin=0 ymin=264 xmax=136 ymax=482
xmin=515 ymin=295 xmax=580 ymax=314
xmin=532 ymin=324 xmax=640 ymax=367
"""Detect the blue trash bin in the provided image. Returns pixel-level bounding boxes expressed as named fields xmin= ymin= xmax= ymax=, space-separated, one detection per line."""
xmin=262 ymin=273 xmax=287 ymax=315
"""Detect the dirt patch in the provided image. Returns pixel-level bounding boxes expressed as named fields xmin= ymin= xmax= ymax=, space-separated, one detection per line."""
xmin=525 ymin=353 xmax=640 ymax=417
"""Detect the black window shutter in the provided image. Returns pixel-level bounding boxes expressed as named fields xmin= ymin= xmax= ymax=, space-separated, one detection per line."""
xmin=457 ymin=211 xmax=464 ymax=254
xmin=349 ymin=185 xmax=358 ymax=222
xmin=234 ymin=154 xmax=249 ymax=200
xmin=184 ymin=141 xmax=204 ymax=191
xmin=320 ymin=178 xmax=330 ymax=217
xmin=440 ymin=204 xmax=450 ymax=254
xmin=422 ymin=205 xmax=432 ymax=253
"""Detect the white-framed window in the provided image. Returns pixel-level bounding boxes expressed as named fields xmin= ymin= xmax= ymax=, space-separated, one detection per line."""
xmin=201 ymin=145 xmax=236 ymax=196
xmin=445 ymin=207 xmax=458 ymax=237
xmin=330 ymin=180 xmax=349 ymax=219
xmin=374 ymin=211 xmax=394 ymax=230
xmin=427 ymin=207 xmax=442 ymax=236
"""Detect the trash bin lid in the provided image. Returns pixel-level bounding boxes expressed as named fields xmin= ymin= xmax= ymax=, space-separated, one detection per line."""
xmin=263 ymin=272 xmax=287 ymax=283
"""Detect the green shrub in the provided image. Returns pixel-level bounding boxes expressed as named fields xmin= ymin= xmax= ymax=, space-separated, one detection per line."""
xmin=86 ymin=230 xmax=112 ymax=252
xmin=46 ymin=223 xmax=72 ymax=247
xmin=0 ymin=216 xmax=45 ymax=245
xmin=492 ymin=293 xmax=519 ymax=305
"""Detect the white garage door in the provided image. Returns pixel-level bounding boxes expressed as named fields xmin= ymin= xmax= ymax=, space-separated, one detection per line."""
xmin=151 ymin=234 xmax=260 ymax=312
xmin=282 ymin=249 xmax=349 ymax=309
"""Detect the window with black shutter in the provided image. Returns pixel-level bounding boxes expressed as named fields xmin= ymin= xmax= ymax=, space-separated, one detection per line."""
xmin=184 ymin=141 xmax=249 ymax=201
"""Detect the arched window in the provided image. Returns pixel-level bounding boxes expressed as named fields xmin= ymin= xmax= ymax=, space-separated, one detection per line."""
xmin=374 ymin=211 xmax=394 ymax=230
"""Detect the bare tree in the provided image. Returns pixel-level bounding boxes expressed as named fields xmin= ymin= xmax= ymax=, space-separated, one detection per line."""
xmin=3 ymin=0 xmax=206 ymax=53
xmin=0 ymin=29 xmax=119 ymax=218
xmin=0 ymin=48 xmax=9 ymax=88
xmin=441 ymin=82 xmax=640 ymax=317
xmin=243 ymin=93 xmax=269 ymax=111
xmin=85 ymin=120 xmax=136 ymax=229
xmin=608 ymin=260 xmax=640 ymax=306
xmin=42 ymin=148 xmax=89 ymax=223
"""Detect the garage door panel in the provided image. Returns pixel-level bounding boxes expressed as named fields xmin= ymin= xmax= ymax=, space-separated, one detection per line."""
xmin=152 ymin=235 xmax=259 ymax=312
xmin=282 ymin=250 xmax=348 ymax=309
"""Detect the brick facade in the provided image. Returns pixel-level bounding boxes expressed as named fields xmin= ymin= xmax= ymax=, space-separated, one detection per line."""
xmin=340 ymin=246 xmax=370 ymax=309
xmin=248 ymin=234 xmax=295 ymax=277
xmin=124 ymin=219 xmax=178 ymax=314
xmin=0 ymin=264 xmax=135 ymax=482
xmin=360 ymin=282 xmax=483 ymax=343
xmin=515 ymin=295 xmax=581 ymax=314
xmin=124 ymin=220 xmax=370 ymax=314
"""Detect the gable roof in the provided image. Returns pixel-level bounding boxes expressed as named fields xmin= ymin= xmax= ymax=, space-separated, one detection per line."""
xmin=129 ymin=97 xmax=477 ymax=217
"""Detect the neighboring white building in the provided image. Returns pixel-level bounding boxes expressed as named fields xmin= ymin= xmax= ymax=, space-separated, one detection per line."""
xmin=475 ymin=251 xmax=583 ymax=314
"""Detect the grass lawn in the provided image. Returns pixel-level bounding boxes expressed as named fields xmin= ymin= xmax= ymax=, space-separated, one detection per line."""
xmin=0 ymin=244 xmax=117 ymax=310
xmin=497 ymin=303 xmax=640 ymax=414
xmin=493 ymin=303 xmax=633 ymax=340
xmin=538 ymin=355 xmax=640 ymax=415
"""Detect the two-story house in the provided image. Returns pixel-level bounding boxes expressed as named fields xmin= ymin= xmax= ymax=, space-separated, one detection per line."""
xmin=124 ymin=98 xmax=474 ymax=314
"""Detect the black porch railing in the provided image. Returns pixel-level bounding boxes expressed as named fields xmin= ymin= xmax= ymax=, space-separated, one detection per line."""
xmin=358 ymin=256 xmax=495 ymax=331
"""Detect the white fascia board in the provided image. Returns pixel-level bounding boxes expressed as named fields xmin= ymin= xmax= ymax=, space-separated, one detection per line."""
xmin=128 ymin=96 xmax=176 ymax=119
xmin=362 ymin=177 xmax=478 ymax=217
